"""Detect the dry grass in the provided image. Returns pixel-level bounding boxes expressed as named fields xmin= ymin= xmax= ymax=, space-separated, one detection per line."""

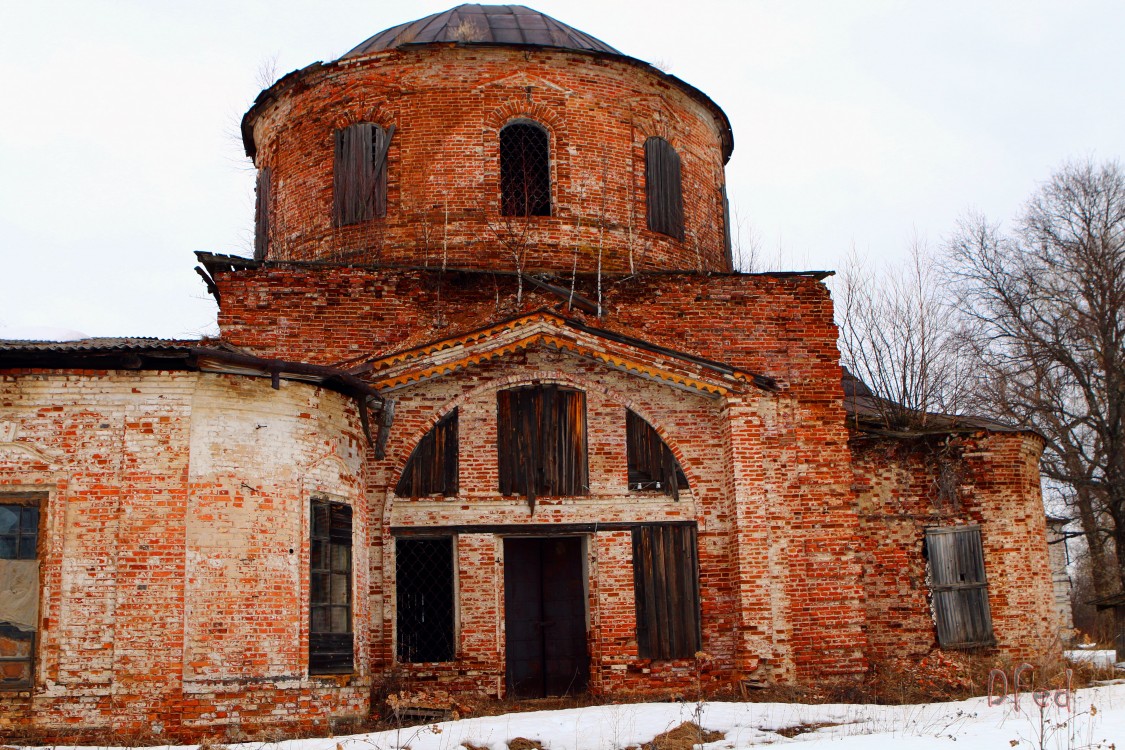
xmin=642 ymin=721 xmax=723 ymax=750
xmin=506 ymin=738 xmax=544 ymax=750
xmin=461 ymin=743 xmax=490 ymax=750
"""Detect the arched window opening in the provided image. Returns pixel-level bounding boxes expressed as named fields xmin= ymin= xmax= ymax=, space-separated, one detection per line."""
xmin=500 ymin=121 xmax=551 ymax=217
xmin=626 ymin=410 xmax=688 ymax=500
xmin=497 ymin=385 xmax=586 ymax=509
xmin=645 ymin=137 xmax=684 ymax=239
xmin=333 ymin=122 xmax=395 ymax=226
xmin=395 ymin=409 xmax=459 ymax=498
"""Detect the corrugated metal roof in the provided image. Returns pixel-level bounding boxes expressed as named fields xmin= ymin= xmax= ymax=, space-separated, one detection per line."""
xmin=341 ymin=4 xmax=622 ymax=59
xmin=0 ymin=337 xmax=201 ymax=352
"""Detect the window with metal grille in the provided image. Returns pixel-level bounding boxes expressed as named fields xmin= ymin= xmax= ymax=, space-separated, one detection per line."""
xmin=925 ymin=525 xmax=995 ymax=648
xmin=1 ymin=501 xmax=39 ymax=690
xmin=333 ymin=122 xmax=395 ymax=226
xmin=645 ymin=137 xmax=684 ymax=239
xmin=396 ymin=537 xmax=455 ymax=663
xmin=309 ymin=499 xmax=354 ymax=674
xmin=626 ymin=410 xmax=689 ymax=500
xmin=632 ymin=523 xmax=701 ymax=660
xmin=497 ymin=385 xmax=587 ymax=507
xmin=253 ymin=166 xmax=272 ymax=261
xmin=395 ymin=409 xmax=459 ymax=498
xmin=500 ymin=121 xmax=551 ymax=217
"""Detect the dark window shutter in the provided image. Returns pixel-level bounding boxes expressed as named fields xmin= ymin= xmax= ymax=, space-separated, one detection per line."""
xmin=626 ymin=410 xmax=688 ymax=499
xmin=645 ymin=137 xmax=684 ymax=240
xmin=395 ymin=409 xmax=459 ymax=497
xmin=926 ymin=525 xmax=994 ymax=648
xmin=500 ymin=122 xmax=551 ymax=217
xmin=396 ymin=537 xmax=456 ymax=663
xmin=333 ymin=123 xmax=392 ymax=226
xmin=254 ymin=167 xmax=272 ymax=261
xmin=310 ymin=499 xmax=354 ymax=673
xmin=497 ymin=385 xmax=587 ymax=507
xmin=633 ymin=523 xmax=701 ymax=659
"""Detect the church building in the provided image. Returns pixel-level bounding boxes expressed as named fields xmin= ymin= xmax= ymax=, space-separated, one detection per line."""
xmin=0 ymin=5 xmax=1059 ymax=741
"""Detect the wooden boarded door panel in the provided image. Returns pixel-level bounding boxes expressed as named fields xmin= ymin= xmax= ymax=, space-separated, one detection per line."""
xmin=503 ymin=537 xmax=588 ymax=698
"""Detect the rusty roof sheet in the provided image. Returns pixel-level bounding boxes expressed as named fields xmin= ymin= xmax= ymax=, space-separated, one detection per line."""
xmin=341 ymin=4 xmax=622 ymax=59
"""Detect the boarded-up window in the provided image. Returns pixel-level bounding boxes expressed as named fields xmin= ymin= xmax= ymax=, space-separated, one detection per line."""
xmin=253 ymin=166 xmax=272 ymax=261
xmin=333 ymin=122 xmax=394 ymax=226
xmin=396 ymin=409 xmax=459 ymax=498
xmin=310 ymin=499 xmax=353 ymax=673
xmin=497 ymin=385 xmax=587 ymax=505
xmin=926 ymin=525 xmax=995 ymax=648
xmin=626 ymin=410 xmax=688 ymax=500
xmin=1 ymin=501 xmax=39 ymax=689
xmin=633 ymin=524 xmax=701 ymax=659
xmin=396 ymin=537 xmax=455 ymax=663
xmin=500 ymin=121 xmax=551 ymax=217
xmin=645 ymin=137 xmax=684 ymax=240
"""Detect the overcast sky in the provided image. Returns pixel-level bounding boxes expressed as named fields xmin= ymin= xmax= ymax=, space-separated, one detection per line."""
xmin=1 ymin=1 xmax=1122 ymax=340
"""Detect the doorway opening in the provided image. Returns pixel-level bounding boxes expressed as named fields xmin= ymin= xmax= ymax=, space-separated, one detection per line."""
xmin=502 ymin=537 xmax=589 ymax=698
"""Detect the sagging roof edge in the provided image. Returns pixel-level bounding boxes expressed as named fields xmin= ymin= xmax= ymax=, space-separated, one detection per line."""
xmin=240 ymin=45 xmax=734 ymax=164
xmin=0 ymin=342 xmax=383 ymax=408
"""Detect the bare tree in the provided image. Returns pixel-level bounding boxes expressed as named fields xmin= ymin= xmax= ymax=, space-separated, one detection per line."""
xmin=947 ymin=159 xmax=1125 ymax=596
xmin=836 ymin=237 xmax=967 ymax=427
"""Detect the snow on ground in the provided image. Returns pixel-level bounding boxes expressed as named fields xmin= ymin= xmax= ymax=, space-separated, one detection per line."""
xmin=29 ymin=684 xmax=1125 ymax=750
xmin=1066 ymin=649 xmax=1121 ymax=669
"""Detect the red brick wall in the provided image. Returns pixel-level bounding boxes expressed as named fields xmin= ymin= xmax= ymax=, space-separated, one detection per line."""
xmin=851 ymin=431 xmax=1058 ymax=662
xmin=0 ymin=372 xmax=369 ymax=741
xmin=248 ymin=46 xmax=731 ymax=273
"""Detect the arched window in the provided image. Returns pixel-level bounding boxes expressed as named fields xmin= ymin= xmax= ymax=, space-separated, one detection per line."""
xmin=500 ymin=121 xmax=551 ymax=217
xmin=395 ymin=409 xmax=459 ymax=497
xmin=333 ymin=123 xmax=395 ymax=225
xmin=645 ymin=137 xmax=684 ymax=239
xmin=626 ymin=410 xmax=688 ymax=500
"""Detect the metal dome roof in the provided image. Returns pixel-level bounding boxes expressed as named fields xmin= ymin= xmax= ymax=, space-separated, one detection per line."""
xmin=341 ymin=4 xmax=622 ymax=59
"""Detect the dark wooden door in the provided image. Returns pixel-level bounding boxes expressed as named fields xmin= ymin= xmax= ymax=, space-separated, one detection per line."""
xmin=503 ymin=537 xmax=588 ymax=698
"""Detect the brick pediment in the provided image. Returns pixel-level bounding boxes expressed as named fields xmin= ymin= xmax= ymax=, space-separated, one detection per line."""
xmin=352 ymin=310 xmax=772 ymax=396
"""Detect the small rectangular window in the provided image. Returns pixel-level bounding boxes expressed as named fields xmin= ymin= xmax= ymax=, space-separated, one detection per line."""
xmin=632 ymin=523 xmax=701 ymax=660
xmin=1 ymin=501 xmax=40 ymax=689
xmin=497 ymin=385 xmax=588 ymax=505
xmin=396 ymin=538 xmax=455 ymax=663
xmin=310 ymin=499 xmax=353 ymax=674
xmin=926 ymin=525 xmax=995 ymax=648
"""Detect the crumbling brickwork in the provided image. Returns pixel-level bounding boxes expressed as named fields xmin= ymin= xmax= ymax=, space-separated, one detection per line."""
xmin=1 ymin=4 xmax=1061 ymax=740
xmin=246 ymin=46 xmax=732 ymax=273
xmin=851 ymin=431 xmax=1058 ymax=662
xmin=0 ymin=373 xmax=368 ymax=739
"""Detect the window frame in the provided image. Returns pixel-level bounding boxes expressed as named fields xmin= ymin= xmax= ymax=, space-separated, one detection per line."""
xmin=0 ymin=495 xmax=43 ymax=691
xmin=395 ymin=536 xmax=457 ymax=664
xmin=395 ymin=408 xmax=459 ymax=498
xmin=499 ymin=119 xmax=552 ymax=217
xmin=309 ymin=498 xmax=355 ymax=675
xmin=925 ymin=524 xmax=995 ymax=649
xmin=496 ymin=385 xmax=588 ymax=505
xmin=625 ymin=410 xmax=688 ymax=500
xmin=332 ymin=122 xmax=394 ymax=226
xmin=644 ymin=136 xmax=685 ymax=240
xmin=632 ymin=523 xmax=702 ymax=660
